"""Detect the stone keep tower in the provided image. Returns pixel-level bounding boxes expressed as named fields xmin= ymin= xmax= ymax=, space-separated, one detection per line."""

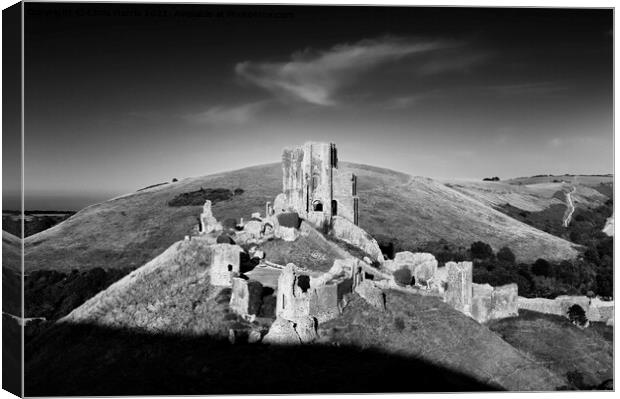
xmin=281 ymin=142 xmax=358 ymax=230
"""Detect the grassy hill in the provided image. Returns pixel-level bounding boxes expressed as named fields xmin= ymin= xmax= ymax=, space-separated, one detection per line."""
xmin=23 ymin=162 xmax=581 ymax=273
xmin=441 ymin=177 xmax=612 ymax=241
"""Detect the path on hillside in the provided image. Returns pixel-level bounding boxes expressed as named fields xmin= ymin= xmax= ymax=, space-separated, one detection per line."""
xmin=562 ymin=186 xmax=577 ymax=227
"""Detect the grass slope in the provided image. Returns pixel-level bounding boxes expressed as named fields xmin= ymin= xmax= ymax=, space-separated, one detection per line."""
xmin=321 ymin=292 xmax=566 ymax=391
xmin=25 ymin=162 xmax=579 ymax=272
xmin=487 ymin=310 xmax=613 ymax=389
xmin=2 ymin=230 xmax=21 ymax=271
xmin=60 ymin=237 xmax=249 ymax=337
xmin=3 ymin=231 xmax=23 ymax=316
xmin=442 ymin=179 xmax=569 ymax=212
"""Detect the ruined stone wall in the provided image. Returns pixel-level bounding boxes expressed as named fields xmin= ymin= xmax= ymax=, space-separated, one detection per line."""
xmin=471 ymin=283 xmax=518 ymax=323
xmin=209 ymin=244 xmax=243 ymax=286
xmin=199 ymin=200 xmax=222 ymax=233
xmin=275 ymin=263 xmax=344 ymax=324
xmin=282 ymin=146 xmax=306 ymax=215
xmin=230 ymin=277 xmax=263 ymax=317
xmin=281 ymin=142 xmax=357 ymax=228
xmin=518 ymin=295 xmax=614 ymax=324
xmin=333 ymin=169 xmax=358 ymax=224
xmin=445 ymin=261 xmax=473 ymax=315
xmin=330 ymin=216 xmax=384 ymax=263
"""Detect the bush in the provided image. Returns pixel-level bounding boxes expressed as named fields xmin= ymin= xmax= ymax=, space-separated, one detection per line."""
xmin=567 ymin=304 xmax=588 ymax=328
xmin=277 ymin=212 xmax=301 ymax=229
xmin=234 ymin=188 xmax=244 ymax=195
xmin=531 ymin=258 xmax=551 ymax=277
xmin=172 ymin=178 xmax=178 ymax=182
xmin=496 ymin=246 xmax=516 ymax=263
xmin=470 ymin=241 xmax=494 ymax=260
xmin=393 ymin=268 xmax=412 ymax=287
xmin=167 ymin=187 xmax=233 ymax=206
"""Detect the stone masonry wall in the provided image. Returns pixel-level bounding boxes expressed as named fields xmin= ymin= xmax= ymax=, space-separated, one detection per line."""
xmin=445 ymin=261 xmax=473 ymax=315
xmin=281 ymin=142 xmax=358 ymax=229
xmin=209 ymin=244 xmax=243 ymax=286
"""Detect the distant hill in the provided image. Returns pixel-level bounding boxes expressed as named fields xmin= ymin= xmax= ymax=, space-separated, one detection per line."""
xmin=23 ymin=162 xmax=582 ymax=273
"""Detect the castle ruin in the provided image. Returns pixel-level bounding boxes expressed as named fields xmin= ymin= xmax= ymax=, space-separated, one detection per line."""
xmin=280 ymin=142 xmax=358 ymax=231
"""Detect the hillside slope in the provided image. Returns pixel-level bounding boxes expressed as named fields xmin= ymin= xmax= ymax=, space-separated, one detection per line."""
xmin=24 ymin=162 xmax=579 ymax=272
xmin=322 ymin=293 xmax=566 ymax=391
xmin=2 ymin=231 xmax=22 ymax=316
xmin=60 ymin=237 xmax=242 ymax=337
xmin=488 ymin=310 xmax=613 ymax=389
xmin=3 ymin=230 xmax=21 ymax=271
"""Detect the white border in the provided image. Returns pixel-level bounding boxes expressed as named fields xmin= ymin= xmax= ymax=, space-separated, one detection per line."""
xmin=0 ymin=2 xmax=616 ymax=399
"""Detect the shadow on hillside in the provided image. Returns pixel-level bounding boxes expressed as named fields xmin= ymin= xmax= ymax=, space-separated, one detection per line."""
xmin=2 ymin=316 xmax=22 ymax=397
xmin=25 ymin=322 xmax=501 ymax=396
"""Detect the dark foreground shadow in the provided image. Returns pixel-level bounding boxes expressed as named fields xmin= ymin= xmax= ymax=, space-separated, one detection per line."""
xmin=2 ymin=316 xmax=22 ymax=397
xmin=25 ymin=322 xmax=501 ymax=396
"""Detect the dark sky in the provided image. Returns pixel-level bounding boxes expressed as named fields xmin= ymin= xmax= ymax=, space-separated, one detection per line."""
xmin=19 ymin=3 xmax=613 ymax=210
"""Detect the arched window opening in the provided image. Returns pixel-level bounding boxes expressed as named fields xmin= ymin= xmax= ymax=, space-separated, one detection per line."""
xmin=313 ymin=200 xmax=323 ymax=212
xmin=297 ymin=275 xmax=310 ymax=293
xmin=331 ymin=200 xmax=338 ymax=216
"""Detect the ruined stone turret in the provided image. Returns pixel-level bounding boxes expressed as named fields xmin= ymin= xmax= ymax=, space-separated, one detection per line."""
xmin=280 ymin=142 xmax=358 ymax=231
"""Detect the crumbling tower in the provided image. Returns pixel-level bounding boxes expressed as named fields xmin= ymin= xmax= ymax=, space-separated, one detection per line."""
xmin=281 ymin=142 xmax=358 ymax=230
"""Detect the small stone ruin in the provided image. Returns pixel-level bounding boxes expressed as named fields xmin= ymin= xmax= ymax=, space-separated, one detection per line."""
xmin=230 ymin=277 xmax=263 ymax=317
xmin=209 ymin=244 xmax=243 ymax=287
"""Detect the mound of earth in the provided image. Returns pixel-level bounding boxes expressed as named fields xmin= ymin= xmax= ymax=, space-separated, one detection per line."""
xmin=487 ymin=310 xmax=613 ymax=389
xmin=24 ymin=162 xmax=581 ymax=273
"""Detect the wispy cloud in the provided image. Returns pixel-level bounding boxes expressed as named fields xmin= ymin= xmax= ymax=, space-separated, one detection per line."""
xmin=489 ymin=81 xmax=567 ymax=97
xmin=182 ymin=101 xmax=265 ymax=125
xmin=235 ymin=36 xmax=465 ymax=106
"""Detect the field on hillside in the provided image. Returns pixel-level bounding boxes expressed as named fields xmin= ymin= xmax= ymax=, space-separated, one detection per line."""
xmin=23 ymin=162 xmax=583 ymax=274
